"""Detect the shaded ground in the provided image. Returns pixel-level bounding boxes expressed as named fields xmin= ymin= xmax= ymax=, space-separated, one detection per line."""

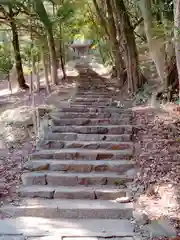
xmin=132 ymin=103 xmax=180 ymax=237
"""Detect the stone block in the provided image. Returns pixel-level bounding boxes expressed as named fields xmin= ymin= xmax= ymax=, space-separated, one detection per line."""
xmin=54 ymin=188 xmax=95 ymax=200
xmin=46 ymin=173 xmax=78 ymax=186
xmin=78 ymin=176 xmax=107 ymax=185
xmin=21 ymin=172 xmax=46 ymax=185
xmin=24 ymin=161 xmax=49 ymax=171
xmin=68 ymin=164 xmax=92 ymax=173
xmin=19 ymin=186 xmax=54 ymax=199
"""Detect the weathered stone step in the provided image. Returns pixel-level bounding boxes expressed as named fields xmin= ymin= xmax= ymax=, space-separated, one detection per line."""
xmin=30 ymin=149 xmax=133 ymax=160
xmin=60 ymin=107 xmax=131 ymax=113
xmin=24 ymin=159 xmax=134 ymax=173
xmin=52 ymin=117 xmax=131 ymax=126
xmin=0 ymin=217 xmax=135 ymax=237
xmin=51 ymin=125 xmax=132 ymax=135
xmin=76 ymin=91 xmax=113 ymax=95
xmin=69 ymin=103 xmax=111 ymax=107
xmin=74 ymin=98 xmax=111 ymax=102
xmin=1 ymin=199 xmax=133 ymax=219
xmin=21 ymin=171 xmax=133 ymax=186
xmin=77 ymin=90 xmax=116 ymax=97
xmin=45 ymin=132 xmax=131 ymax=142
xmin=40 ymin=140 xmax=133 ymax=151
xmin=51 ymin=112 xmax=131 ymax=119
xmin=18 ymin=185 xmax=129 ymax=200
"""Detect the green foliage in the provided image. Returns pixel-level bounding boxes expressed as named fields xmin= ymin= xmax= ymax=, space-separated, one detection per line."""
xmin=56 ymin=1 xmax=74 ymax=22
xmin=0 ymin=44 xmax=13 ymax=74
xmin=21 ymin=43 xmax=40 ymax=64
xmin=33 ymin=0 xmax=52 ymax=30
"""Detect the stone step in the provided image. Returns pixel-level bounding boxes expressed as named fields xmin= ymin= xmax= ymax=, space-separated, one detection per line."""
xmin=60 ymin=107 xmax=131 ymax=113
xmin=24 ymin=159 xmax=134 ymax=173
xmin=18 ymin=185 xmax=130 ymax=200
xmin=0 ymin=217 xmax=135 ymax=237
xmin=51 ymin=125 xmax=132 ymax=135
xmin=30 ymin=149 xmax=133 ymax=160
xmin=1 ymin=198 xmax=133 ymax=219
xmin=74 ymin=96 xmax=129 ymax=101
xmin=77 ymin=90 xmax=111 ymax=93
xmin=74 ymin=98 xmax=111 ymax=102
xmin=40 ymin=140 xmax=133 ymax=151
xmin=76 ymin=91 xmax=113 ymax=95
xmin=52 ymin=117 xmax=131 ymax=126
xmin=21 ymin=171 xmax=133 ymax=186
xmin=45 ymin=132 xmax=131 ymax=142
xmin=51 ymin=112 xmax=131 ymax=119
xmin=69 ymin=103 xmax=111 ymax=107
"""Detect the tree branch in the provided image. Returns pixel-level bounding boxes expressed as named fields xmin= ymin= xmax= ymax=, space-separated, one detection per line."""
xmin=0 ymin=5 xmax=10 ymax=19
xmin=133 ymin=17 xmax=143 ymax=30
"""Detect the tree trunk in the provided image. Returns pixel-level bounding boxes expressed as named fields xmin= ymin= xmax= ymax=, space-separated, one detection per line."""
xmin=139 ymin=0 xmax=167 ymax=85
xmin=115 ymin=0 xmax=140 ymax=93
xmin=174 ymin=0 xmax=180 ymax=101
xmin=47 ymin=30 xmax=58 ymax=85
xmin=106 ymin=0 xmax=124 ymax=86
xmin=9 ymin=6 xmax=29 ymax=90
xmin=37 ymin=60 xmax=41 ymax=91
xmin=41 ymin=47 xmax=51 ymax=94
xmin=92 ymin=0 xmax=109 ymax=37
xmin=7 ymin=73 xmax=12 ymax=94
xmin=59 ymin=25 xmax=66 ymax=80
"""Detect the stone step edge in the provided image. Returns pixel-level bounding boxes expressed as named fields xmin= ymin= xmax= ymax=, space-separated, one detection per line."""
xmin=21 ymin=171 xmax=133 ymax=187
xmin=39 ymin=140 xmax=134 ymax=150
xmin=24 ymin=159 xmax=135 ymax=174
xmin=41 ymin=140 xmax=133 ymax=145
xmin=51 ymin=124 xmax=132 ymax=127
xmin=30 ymin=149 xmax=133 ymax=160
xmin=0 ymin=217 xmax=135 ymax=237
xmin=1 ymin=199 xmax=133 ymax=219
xmin=56 ymin=108 xmax=133 ymax=113
xmin=18 ymin=185 xmax=130 ymax=200
xmin=31 ymin=148 xmax=133 ymax=154
xmin=51 ymin=117 xmax=131 ymax=122
xmin=45 ymin=132 xmax=132 ymax=139
xmin=26 ymin=159 xmax=135 ymax=165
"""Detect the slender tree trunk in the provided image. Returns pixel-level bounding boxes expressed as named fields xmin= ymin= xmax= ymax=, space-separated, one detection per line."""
xmin=139 ymin=0 xmax=167 ymax=85
xmin=37 ymin=60 xmax=41 ymax=91
xmin=115 ymin=0 xmax=140 ymax=93
xmin=7 ymin=73 xmax=12 ymax=94
xmin=41 ymin=47 xmax=51 ymax=94
xmin=9 ymin=6 xmax=29 ymax=90
xmin=59 ymin=25 xmax=66 ymax=80
xmin=47 ymin=30 xmax=58 ymax=85
xmin=174 ymin=0 xmax=180 ymax=101
xmin=32 ymin=57 xmax=40 ymax=92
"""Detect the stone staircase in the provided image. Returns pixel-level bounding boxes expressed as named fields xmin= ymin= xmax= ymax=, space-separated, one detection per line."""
xmin=0 ymin=68 xmax=137 ymax=238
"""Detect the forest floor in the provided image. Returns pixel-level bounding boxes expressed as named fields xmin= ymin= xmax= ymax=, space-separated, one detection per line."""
xmin=132 ymin=103 xmax=180 ymax=239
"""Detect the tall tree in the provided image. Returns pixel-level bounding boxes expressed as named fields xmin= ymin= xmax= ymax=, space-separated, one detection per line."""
xmin=115 ymin=0 xmax=140 ymax=92
xmin=0 ymin=3 xmax=29 ymax=89
xmin=33 ymin=0 xmax=58 ymax=85
xmin=174 ymin=0 xmax=180 ymax=100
